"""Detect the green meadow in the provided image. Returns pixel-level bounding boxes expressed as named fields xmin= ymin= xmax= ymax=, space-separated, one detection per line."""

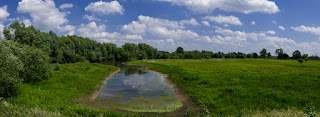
xmin=1 ymin=62 xmax=141 ymax=117
xmin=2 ymin=59 xmax=320 ymax=116
xmin=129 ymin=59 xmax=320 ymax=116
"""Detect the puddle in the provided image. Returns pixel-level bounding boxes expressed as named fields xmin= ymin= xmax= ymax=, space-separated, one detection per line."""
xmin=96 ymin=63 xmax=182 ymax=112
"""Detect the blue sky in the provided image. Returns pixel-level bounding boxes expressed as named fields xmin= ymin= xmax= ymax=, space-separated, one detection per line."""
xmin=1 ymin=0 xmax=320 ymax=55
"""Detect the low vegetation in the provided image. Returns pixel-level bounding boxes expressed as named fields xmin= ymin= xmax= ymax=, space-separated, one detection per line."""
xmin=4 ymin=62 xmax=141 ymax=116
xmin=129 ymin=59 xmax=320 ymax=116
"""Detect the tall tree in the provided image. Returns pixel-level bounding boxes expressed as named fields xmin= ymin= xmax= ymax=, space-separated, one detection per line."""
xmin=292 ymin=50 xmax=302 ymax=59
xmin=175 ymin=47 xmax=184 ymax=54
xmin=259 ymin=48 xmax=267 ymax=58
xmin=275 ymin=48 xmax=284 ymax=59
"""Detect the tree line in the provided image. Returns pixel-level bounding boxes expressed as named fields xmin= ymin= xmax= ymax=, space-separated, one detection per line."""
xmin=3 ymin=22 xmax=318 ymax=63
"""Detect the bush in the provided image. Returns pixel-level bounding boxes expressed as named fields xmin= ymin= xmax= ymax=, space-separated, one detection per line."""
xmin=0 ymin=42 xmax=24 ymax=97
xmin=0 ymin=40 xmax=51 ymax=97
xmin=19 ymin=46 xmax=51 ymax=82
xmin=0 ymin=77 xmax=22 ymax=98
xmin=298 ymin=58 xmax=304 ymax=64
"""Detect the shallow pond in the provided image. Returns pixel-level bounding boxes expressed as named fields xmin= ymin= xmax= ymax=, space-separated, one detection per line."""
xmin=96 ymin=62 xmax=182 ymax=112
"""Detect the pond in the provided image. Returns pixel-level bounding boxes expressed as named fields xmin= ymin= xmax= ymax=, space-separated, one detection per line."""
xmin=96 ymin=62 xmax=183 ymax=112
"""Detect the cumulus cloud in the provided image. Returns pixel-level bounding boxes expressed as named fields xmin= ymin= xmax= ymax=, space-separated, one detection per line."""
xmin=21 ymin=19 xmax=32 ymax=26
xmin=291 ymin=25 xmax=320 ymax=35
xmin=278 ymin=26 xmax=286 ymax=30
xmin=59 ymin=3 xmax=73 ymax=9
xmin=203 ymin=15 xmax=242 ymax=26
xmin=272 ymin=21 xmax=277 ymax=24
xmin=155 ymin=0 xmax=279 ymax=14
xmin=17 ymin=0 xmax=72 ymax=33
xmin=83 ymin=14 xmax=101 ymax=21
xmin=85 ymin=1 xmax=124 ymax=15
xmin=201 ymin=21 xmax=210 ymax=27
xmin=122 ymin=15 xmax=199 ymax=39
xmin=75 ymin=22 xmax=143 ymax=42
xmin=0 ymin=5 xmax=10 ymax=38
xmin=251 ymin=21 xmax=256 ymax=25
xmin=194 ymin=27 xmax=300 ymax=54
xmin=0 ymin=6 xmax=10 ymax=23
xmin=180 ymin=18 xmax=200 ymax=26
xmin=265 ymin=30 xmax=276 ymax=35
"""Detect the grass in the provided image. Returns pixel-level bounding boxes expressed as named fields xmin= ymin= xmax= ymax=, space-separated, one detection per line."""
xmin=4 ymin=62 xmax=141 ymax=116
xmin=129 ymin=59 xmax=320 ymax=116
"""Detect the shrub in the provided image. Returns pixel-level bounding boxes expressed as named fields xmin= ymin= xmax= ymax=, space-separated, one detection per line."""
xmin=20 ymin=46 xmax=51 ymax=82
xmin=0 ymin=42 xmax=23 ymax=97
xmin=0 ymin=40 xmax=51 ymax=82
xmin=0 ymin=77 xmax=22 ymax=98
xmin=298 ymin=58 xmax=304 ymax=64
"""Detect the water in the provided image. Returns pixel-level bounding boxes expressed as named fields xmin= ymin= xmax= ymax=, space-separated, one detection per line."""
xmin=96 ymin=62 xmax=182 ymax=112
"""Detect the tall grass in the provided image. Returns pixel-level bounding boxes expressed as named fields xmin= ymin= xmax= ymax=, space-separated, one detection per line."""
xmin=129 ymin=59 xmax=320 ymax=116
xmin=5 ymin=62 xmax=141 ymax=116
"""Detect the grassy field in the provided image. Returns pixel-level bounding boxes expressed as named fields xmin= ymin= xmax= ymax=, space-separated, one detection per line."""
xmin=129 ymin=59 xmax=320 ymax=116
xmin=2 ymin=62 xmax=141 ymax=117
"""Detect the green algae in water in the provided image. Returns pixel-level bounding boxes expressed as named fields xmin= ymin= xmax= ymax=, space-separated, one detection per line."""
xmin=96 ymin=66 xmax=182 ymax=112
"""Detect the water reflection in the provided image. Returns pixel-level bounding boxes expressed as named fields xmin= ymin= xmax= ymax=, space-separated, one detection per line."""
xmin=97 ymin=61 xmax=182 ymax=112
xmin=123 ymin=66 xmax=147 ymax=76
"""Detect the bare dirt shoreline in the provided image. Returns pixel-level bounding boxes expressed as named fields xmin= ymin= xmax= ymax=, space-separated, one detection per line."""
xmin=90 ymin=67 xmax=121 ymax=101
xmin=78 ymin=64 xmax=202 ymax=116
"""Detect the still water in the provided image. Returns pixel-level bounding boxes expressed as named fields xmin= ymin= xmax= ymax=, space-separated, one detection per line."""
xmin=96 ymin=62 xmax=182 ymax=112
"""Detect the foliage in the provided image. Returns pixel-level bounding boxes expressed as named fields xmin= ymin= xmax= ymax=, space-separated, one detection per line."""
xmin=293 ymin=50 xmax=302 ymax=59
xmin=303 ymin=103 xmax=317 ymax=117
xmin=0 ymin=40 xmax=51 ymax=97
xmin=130 ymin=59 xmax=320 ymax=116
xmin=175 ymin=47 xmax=184 ymax=54
xmin=298 ymin=58 xmax=304 ymax=64
xmin=260 ymin=48 xmax=267 ymax=58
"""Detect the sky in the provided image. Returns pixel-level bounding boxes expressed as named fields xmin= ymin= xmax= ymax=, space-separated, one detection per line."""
xmin=1 ymin=0 xmax=320 ymax=55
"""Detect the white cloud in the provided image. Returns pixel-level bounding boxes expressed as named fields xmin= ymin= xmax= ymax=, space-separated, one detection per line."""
xmin=124 ymin=34 xmax=143 ymax=40
xmin=194 ymin=27 xmax=300 ymax=54
xmin=83 ymin=14 xmax=101 ymax=21
xmin=85 ymin=1 xmax=124 ymax=15
xmin=8 ymin=17 xmax=20 ymax=22
xmin=149 ymin=27 xmax=199 ymax=39
xmin=203 ymin=15 xmax=242 ymax=26
xmin=272 ymin=20 xmax=277 ymax=24
xmin=201 ymin=21 xmax=210 ymax=27
xmin=75 ymin=22 xmax=143 ymax=42
xmin=122 ymin=21 xmax=147 ymax=34
xmin=278 ymin=26 xmax=286 ymax=30
xmin=59 ymin=3 xmax=73 ymax=9
xmin=17 ymin=0 xmax=72 ymax=33
xmin=265 ymin=30 xmax=276 ymax=35
xmin=180 ymin=18 xmax=200 ymax=26
xmin=291 ymin=25 xmax=320 ymax=35
xmin=0 ymin=5 xmax=10 ymax=38
xmin=251 ymin=21 xmax=256 ymax=25
xmin=21 ymin=19 xmax=32 ymax=26
xmin=77 ymin=22 xmax=117 ymax=39
xmin=122 ymin=15 xmax=199 ymax=39
xmin=0 ymin=6 xmax=10 ymax=23
xmin=155 ymin=0 xmax=279 ymax=14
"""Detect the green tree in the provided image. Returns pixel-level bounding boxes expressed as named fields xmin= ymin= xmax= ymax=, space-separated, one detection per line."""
xmin=302 ymin=54 xmax=308 ymax=59
xmin=252 ymin=53 xmax=259 ymax=58
xmin=175 ymin=47 xmax=184 ymax=54
xmin=292 ymin=50 xmax=302 ymax=59
xmin=275 ymin=48 xmax=284 ymax=59
xmin=259 ymin=48 xmax=267 ymax=58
